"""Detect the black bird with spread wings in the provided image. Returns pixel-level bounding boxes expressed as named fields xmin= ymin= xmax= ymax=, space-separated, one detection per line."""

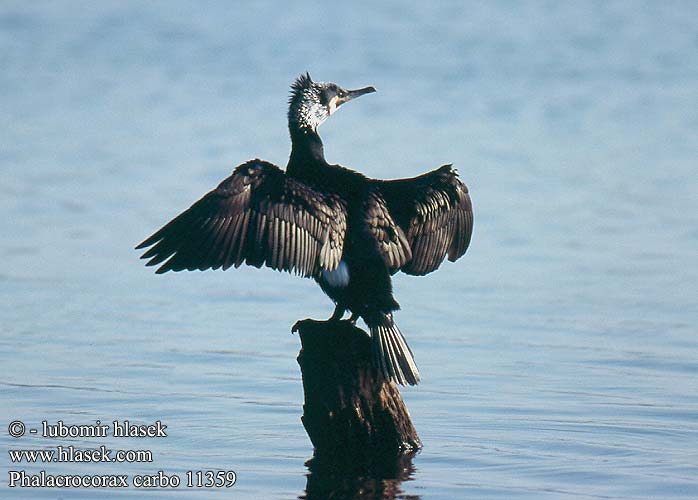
xmin=136 ymin=74 xmax=473 ymax=385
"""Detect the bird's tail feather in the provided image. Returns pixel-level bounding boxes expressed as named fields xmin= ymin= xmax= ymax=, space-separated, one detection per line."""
xmin=370 ymin=316 xmax=420 ymax=386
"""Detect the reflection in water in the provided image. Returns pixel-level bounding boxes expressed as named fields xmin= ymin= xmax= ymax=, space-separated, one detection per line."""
xmin=301 ymin=451 xmax=420 ymax=500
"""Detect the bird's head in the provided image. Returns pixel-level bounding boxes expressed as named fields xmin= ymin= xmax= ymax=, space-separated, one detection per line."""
xmin=288 ymin=72 xmax=376 ymax=133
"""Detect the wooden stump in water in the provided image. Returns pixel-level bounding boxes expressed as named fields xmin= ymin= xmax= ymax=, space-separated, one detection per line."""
xmin=294 ymin=319 xmax=421 ymax=458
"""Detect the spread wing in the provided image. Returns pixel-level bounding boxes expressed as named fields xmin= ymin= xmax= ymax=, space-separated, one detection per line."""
xmin=375 ymin=164 xmax=473 ymax=276
xmin=136 ymin=159 xmax=347 ymax=277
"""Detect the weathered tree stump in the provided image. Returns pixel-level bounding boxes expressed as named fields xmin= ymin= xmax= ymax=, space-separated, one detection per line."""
xmin=294 ymin=319 xmax=421 ymax=459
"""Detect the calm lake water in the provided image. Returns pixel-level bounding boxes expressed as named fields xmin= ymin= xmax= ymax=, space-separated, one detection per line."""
xmin=2 ymin=1 xmax=697 ymax=498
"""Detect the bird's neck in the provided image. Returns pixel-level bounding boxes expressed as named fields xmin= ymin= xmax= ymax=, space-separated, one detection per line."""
xmin=287 ymin=126 xmax=327 ymax=178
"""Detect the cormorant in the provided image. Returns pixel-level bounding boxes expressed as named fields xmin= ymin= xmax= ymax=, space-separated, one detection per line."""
xmin=136 ymin=73 xmax=473 ymax=386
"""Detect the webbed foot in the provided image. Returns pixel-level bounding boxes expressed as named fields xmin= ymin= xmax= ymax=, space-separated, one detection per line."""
xmin=292 ymin=318 xmax=315 ymax=334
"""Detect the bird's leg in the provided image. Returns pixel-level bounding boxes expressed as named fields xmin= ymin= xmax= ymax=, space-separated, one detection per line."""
xmin=328 ymin=304 xmax=346 ymax=322
xmin=291 ymin=305 xmax=346 ymax=334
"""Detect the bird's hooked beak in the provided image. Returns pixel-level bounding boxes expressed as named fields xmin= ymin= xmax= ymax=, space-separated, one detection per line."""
xmin=336 ymin=86 xmax=376 ymax=107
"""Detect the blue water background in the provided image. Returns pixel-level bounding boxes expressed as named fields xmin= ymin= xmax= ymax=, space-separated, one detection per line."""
xmin=1 ymin=1 xmax=697 ymax=498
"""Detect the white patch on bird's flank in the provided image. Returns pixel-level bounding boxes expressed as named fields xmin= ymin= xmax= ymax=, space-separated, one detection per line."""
xmin=322 ymin=260 xmax=350 ymax=288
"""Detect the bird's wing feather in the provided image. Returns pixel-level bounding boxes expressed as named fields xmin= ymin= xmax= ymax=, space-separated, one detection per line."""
xmin=375 ymin=164 xmax=473 ymax=276
xmin=136 ymin=159 xmax=347 ymax=276
xmin=362 ymin=190 xmax=413 ymax=273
